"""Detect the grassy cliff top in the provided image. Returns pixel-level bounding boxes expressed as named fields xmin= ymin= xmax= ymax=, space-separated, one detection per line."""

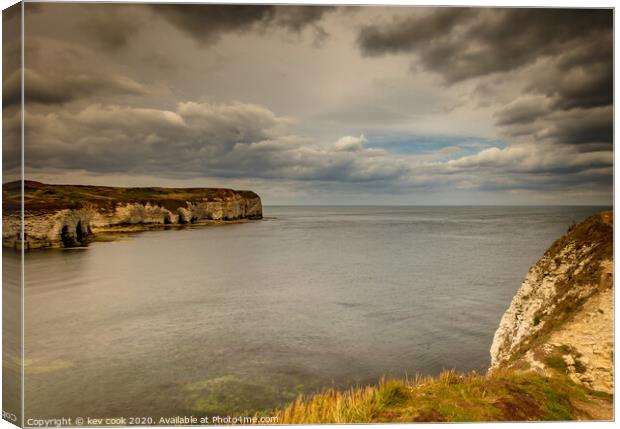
xmin=546 ymin=210 xmax=612 ymax=266
xmin=273 ymin=369 xmax=612 ymax=423
xmin=2 ymin=180 xmax=260 ymax=214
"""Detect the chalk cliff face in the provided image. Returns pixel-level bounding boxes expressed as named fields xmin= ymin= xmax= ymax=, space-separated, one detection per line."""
xmin=2 ymin=181 xmax=262 ymax=249
xmin=489 ymin=211 xmax=613 ymax=393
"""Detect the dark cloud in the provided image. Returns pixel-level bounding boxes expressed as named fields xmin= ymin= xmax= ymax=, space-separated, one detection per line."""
xmin=2 ymin=6 xmax=21 ymax=81
xmin=358 ymin=8 xmax=473 ymax=59
xmin=2 ymin=5 xmax=22 ymax=181
xmin=150 ymin=5 xmax=335 ymax=46
xmin=2 ymin=30 xmax=21 ymax=109
xmin=13 ymin=4 xmax=612 ymax=202
xmin=528 ymin=43 xmax=613 ymax=110
xmin=357 ymin=8 xmax=611 ymax=84
xmin=272 ymin=6 xmax=333 ymax=32
xmin=24 ymin=68 xmax=148 ymax=105
xmin=543 ymin=107 xmax=613 ymax=146
xmin=79 ymin=6 xmax=140 ymax=50
xmin=3 ymin=38 xmax=149 ymax=108
xmin=28 ymin=3 xmax=335 ymax=53
xmin=358 ymin=7 xmax=612 ymax=164
xmin=495 ymin=99 xmax=612 ymax=147
xmin=494 ymin=96 xmax=549 ymax=127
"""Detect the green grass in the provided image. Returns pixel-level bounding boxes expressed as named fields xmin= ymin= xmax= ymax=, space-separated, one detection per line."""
xmin=545 ymin=355 xmax=568 ymax=373
xmin=273 ymin=370 xmax=612 ymax=423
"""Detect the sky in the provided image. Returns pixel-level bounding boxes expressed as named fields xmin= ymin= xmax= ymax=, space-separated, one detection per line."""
xmin=2 ymin=3 xmax=613 ymax=205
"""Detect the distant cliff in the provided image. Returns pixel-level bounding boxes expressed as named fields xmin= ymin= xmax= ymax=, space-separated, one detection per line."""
xmin=490 ymin=211 xmax=613 ymax=393
xmin=2 ymin=181 xmax=262 ymax=249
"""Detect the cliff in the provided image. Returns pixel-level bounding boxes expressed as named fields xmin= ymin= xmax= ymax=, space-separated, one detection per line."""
xmin=272 ymin=211 xmax=614 ymax=422
xmin=489 ymin=211 xmax=613 ymax=394
xmin=2 ymin=180 xmax=262 ymax=249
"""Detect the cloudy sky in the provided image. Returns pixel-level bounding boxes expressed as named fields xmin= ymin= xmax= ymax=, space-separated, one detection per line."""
xmin=3 ymin=3 xmax=613 ymax=205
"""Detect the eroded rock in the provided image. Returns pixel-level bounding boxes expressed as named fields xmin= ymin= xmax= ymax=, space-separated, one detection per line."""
xmin=489 ymin=211 xmax=613 ymax=394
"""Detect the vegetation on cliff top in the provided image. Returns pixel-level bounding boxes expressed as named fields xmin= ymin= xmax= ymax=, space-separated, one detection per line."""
xmin=2 ymin=180 xmax=260 ymax=214
xmin=273 ymin=369 xmax=612 ymax=423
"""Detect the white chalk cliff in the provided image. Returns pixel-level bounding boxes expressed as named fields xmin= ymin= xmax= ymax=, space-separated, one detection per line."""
xmin=2 ymin=181 xmax=262 ymax=249
xmin=489 ymin=211 xmax=613 ymax=393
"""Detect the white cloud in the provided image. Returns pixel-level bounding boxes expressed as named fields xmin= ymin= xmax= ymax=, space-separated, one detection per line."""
xmin=333 ymin=134 xmax=367 ymax=151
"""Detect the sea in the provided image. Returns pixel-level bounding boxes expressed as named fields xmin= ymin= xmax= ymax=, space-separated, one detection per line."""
xmin=4 ymin=206 xmax=608 ymax=419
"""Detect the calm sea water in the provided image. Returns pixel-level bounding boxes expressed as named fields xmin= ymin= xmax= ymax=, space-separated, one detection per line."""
xmin=12 ymin=206 xmax=607 ymax=419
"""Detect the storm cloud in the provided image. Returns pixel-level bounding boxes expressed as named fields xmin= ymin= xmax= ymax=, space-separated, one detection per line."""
xmin=79 ymin=6 xmax=141 ymax=50
xmin=150 ymin=4 xmax=335 ymax=46
xmin=357 ymin=8 xmax=611 ymax=85
xmin=4 ymin=37 xmax=149 ymax=108
xmin=9 ymin=4 xmax=614 ymax=205
xmin=355 ymin=6 xmax=612 ymax=198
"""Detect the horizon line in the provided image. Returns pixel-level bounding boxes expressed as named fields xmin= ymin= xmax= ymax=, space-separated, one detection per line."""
xmin=262 ymin=204 xmax=613 ymax=207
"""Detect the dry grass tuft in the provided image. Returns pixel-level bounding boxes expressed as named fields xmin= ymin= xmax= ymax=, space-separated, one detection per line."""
xmin=270 ymin=369 xmax=612 ymax=424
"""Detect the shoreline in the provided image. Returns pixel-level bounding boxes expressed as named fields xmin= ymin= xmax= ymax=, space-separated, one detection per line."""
xmin=6 ymin=218 xmax=261 ymax=252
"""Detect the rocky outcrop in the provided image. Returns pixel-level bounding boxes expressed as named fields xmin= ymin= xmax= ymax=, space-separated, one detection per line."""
xmin=2 ymin=181 xmax=262 ymax=249
xmin=489 ymin=211 xmax=613 ymax=393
